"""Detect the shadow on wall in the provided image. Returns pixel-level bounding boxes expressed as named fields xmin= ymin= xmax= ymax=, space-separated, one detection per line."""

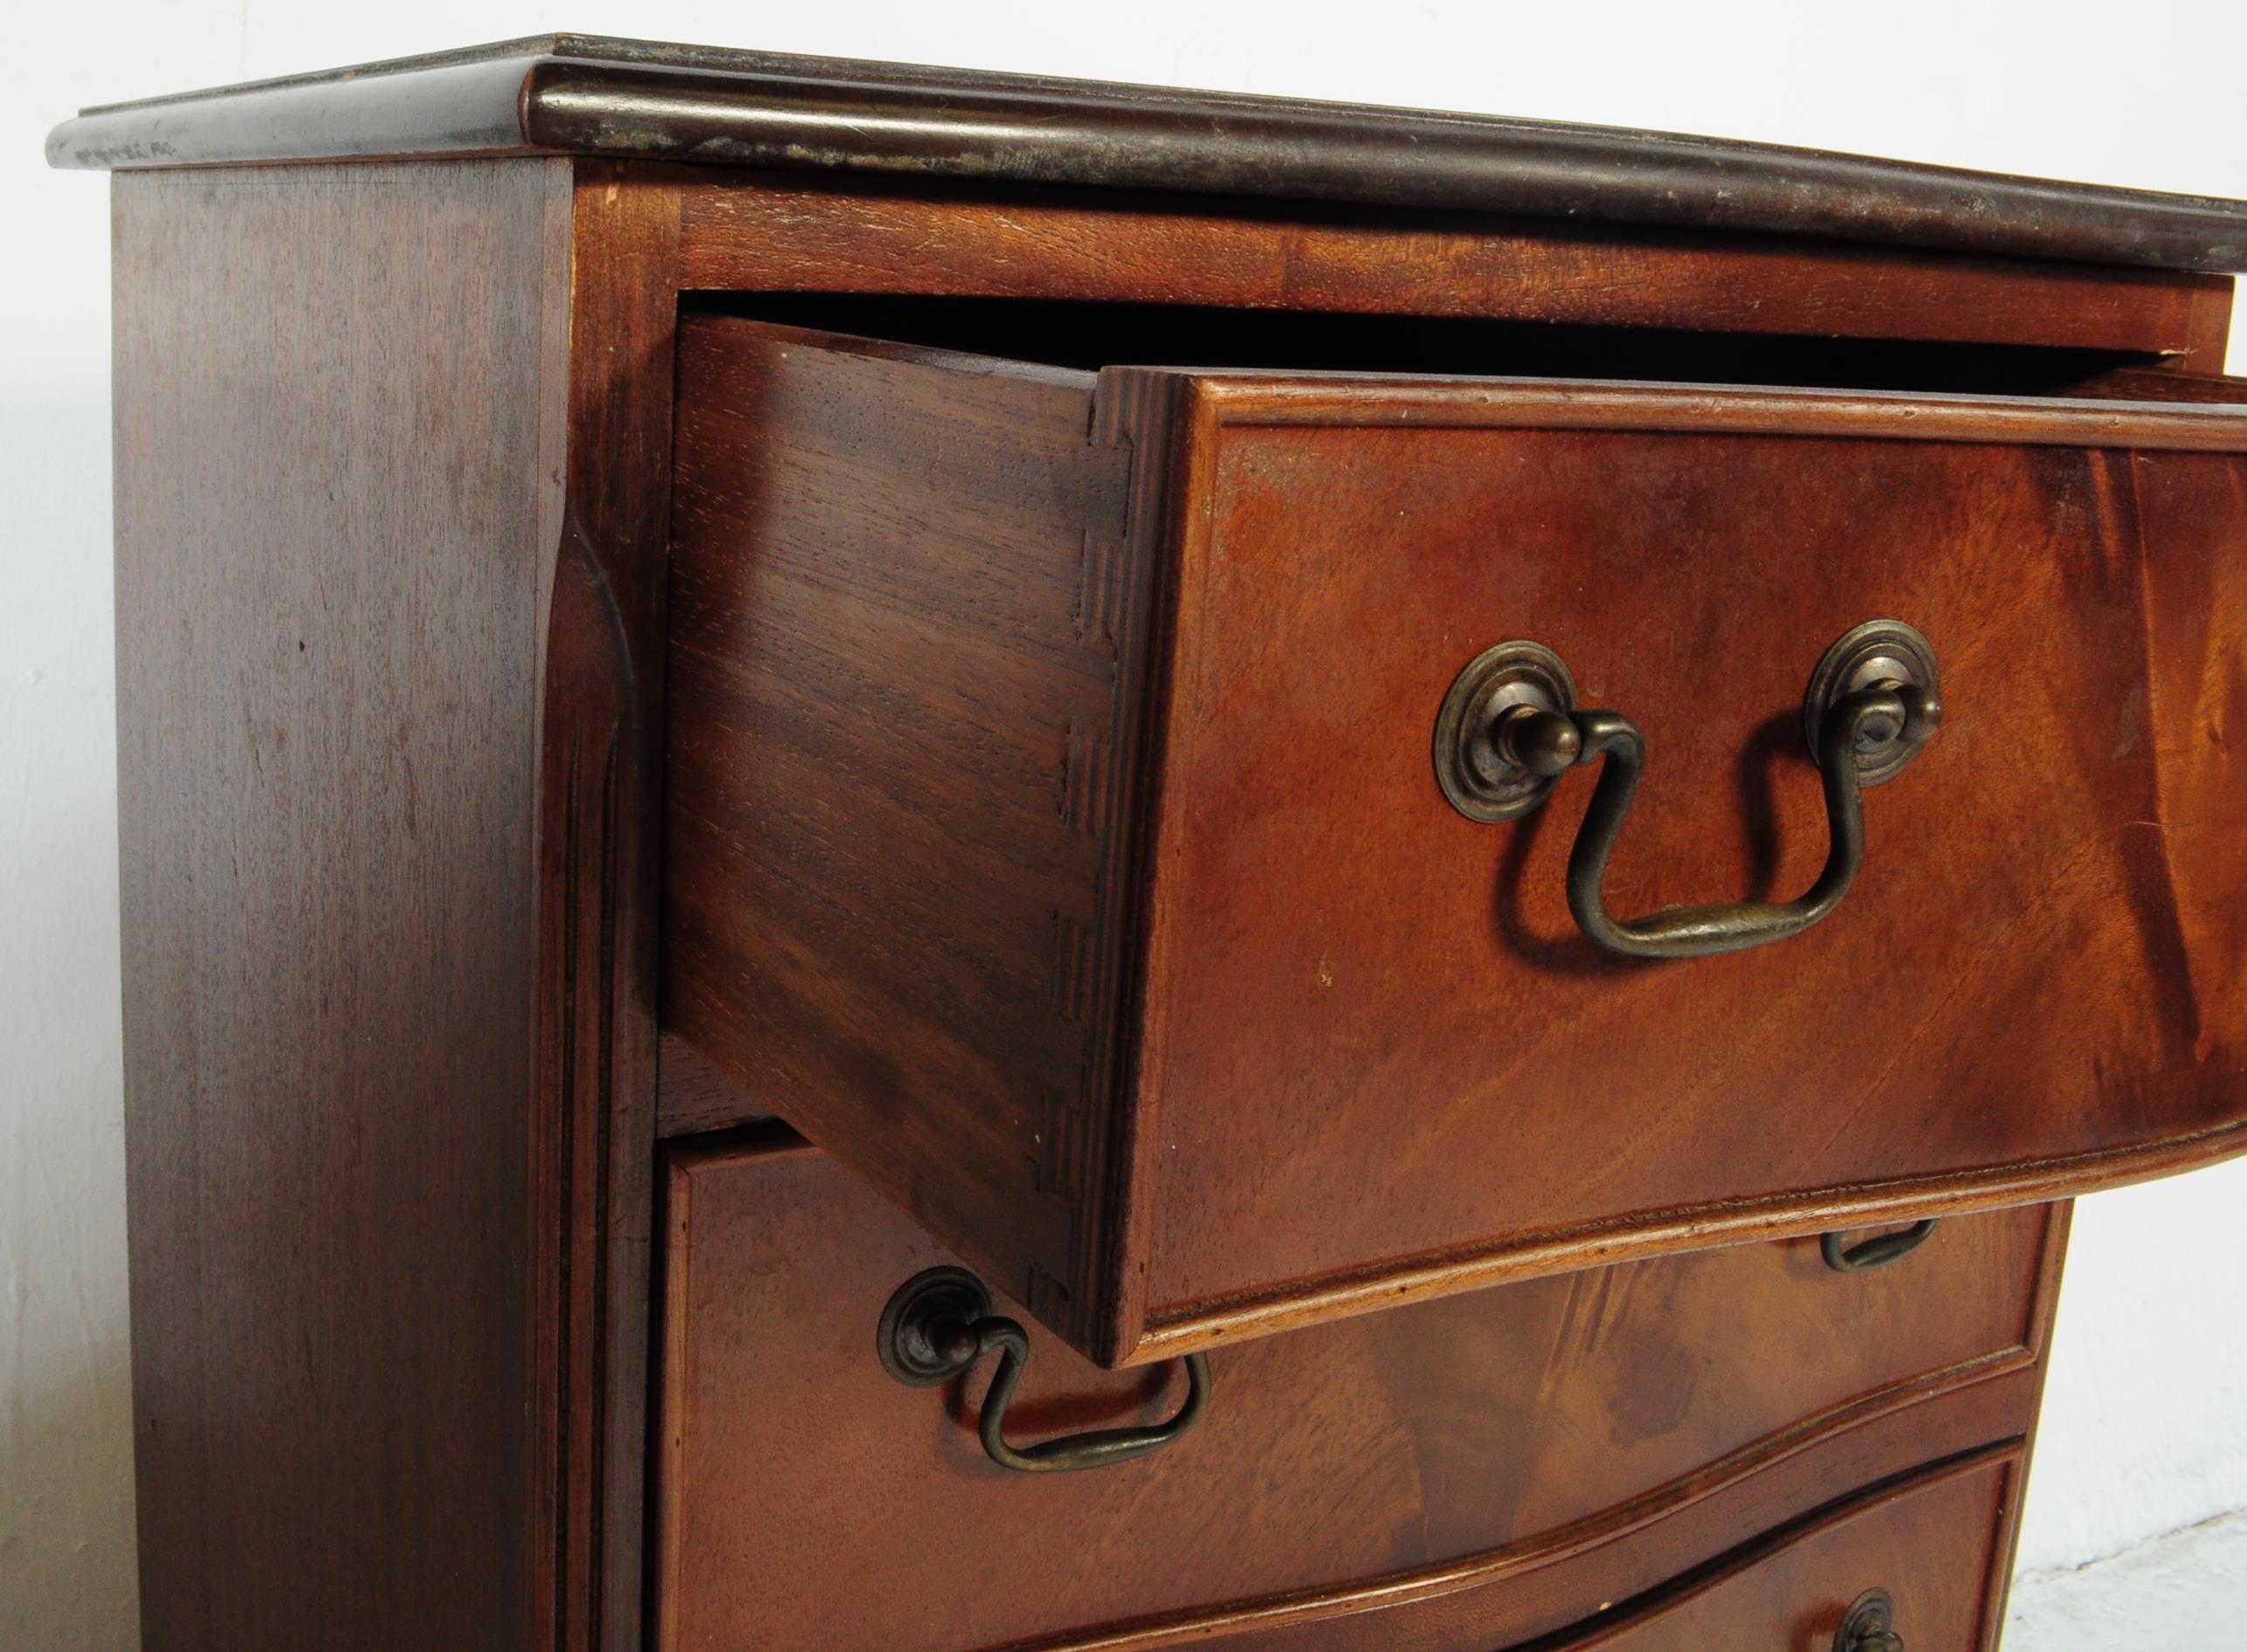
xmin=3 ymin=1342 xmax=140 ymax=1649
xmin=1 ymin=592 xmax=137 ymax=1648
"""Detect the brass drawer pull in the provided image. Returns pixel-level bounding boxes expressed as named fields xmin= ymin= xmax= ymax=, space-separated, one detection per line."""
xmin=1822 ymin=1220 xmax=1939 ymax=1272
xmin=1434 ymin=621 xmax=1940 ymax=960
xmin=879 ymin=1268 xmax=1212 ymax=1473
xmin=1835 ymin=1587 xmax=1905 ymax=1652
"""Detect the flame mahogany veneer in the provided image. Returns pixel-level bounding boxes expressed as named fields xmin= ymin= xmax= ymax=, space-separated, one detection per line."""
xmin=656 ymin=1134 xmax=2052 ymax=1652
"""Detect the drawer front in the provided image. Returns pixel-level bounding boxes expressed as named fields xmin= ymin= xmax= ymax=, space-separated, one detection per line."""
xmin=1536 ymin=1447 xmax=2021 ymax=1652
xmin=664 ymin=319 xmax=2247 ymax=1364
xmin=1124 ymin=380 xmax=2247 ymax=1357
xmin=655 ymin=1134 xmax=2053 ymax=1652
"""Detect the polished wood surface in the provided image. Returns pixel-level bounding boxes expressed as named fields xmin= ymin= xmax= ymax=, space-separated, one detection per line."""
xmin=663 ymin=320 xmax=1141 ymax=1339
xmin=1538 ymin=1448 xmax=2020 ymax=1652
xmin=46 ymin=37 xmax=2247 ymax=280
xmin=655 ymin=1029 xmax=769 ymax=1138
xmin=662 ymin=317 xmax=2247 ymax=1365
xmin=677 ymin=175 xmax=2234 ymax=359
xmin=111 ymin=161 xmax=683 ymax=1652
xmin=532 ymin=162 xmax=685 ymax=1652
xmin=1124 ymin=374 xmax=2247 ymax=1356
xmin=1179 ymin=1380 xmax=2041 ymax=1652
xmin=655 ymin=1134 xmax=2051 ymax=1652
xmin=113 ymin=160 xmax=570 ymax=1651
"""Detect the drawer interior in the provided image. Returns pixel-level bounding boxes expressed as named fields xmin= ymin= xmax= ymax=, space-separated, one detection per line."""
xmin=656 ymin=1134 xmax=2050 ymax=1652
xmin=692 ymin=290 xmax=2171 ymax=396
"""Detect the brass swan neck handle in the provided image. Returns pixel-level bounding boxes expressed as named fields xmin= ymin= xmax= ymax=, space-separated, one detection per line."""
xmin=1435 ymin=621 xmax=1941 ymax=962
xmin=879 ymin=1268 xmax=1212 ymax=1474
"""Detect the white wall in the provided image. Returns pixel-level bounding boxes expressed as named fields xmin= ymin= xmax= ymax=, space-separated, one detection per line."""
xmin=6 ymin=4 xmax=2246 ymax=1648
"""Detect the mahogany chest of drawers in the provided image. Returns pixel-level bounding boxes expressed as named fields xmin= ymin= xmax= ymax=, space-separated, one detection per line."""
xmin=50 ymin=34 xmax=2247 ymax=1652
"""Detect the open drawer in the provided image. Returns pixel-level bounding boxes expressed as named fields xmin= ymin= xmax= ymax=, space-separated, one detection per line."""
xmin=663 ymin=314 xmax=2247 ymax=1365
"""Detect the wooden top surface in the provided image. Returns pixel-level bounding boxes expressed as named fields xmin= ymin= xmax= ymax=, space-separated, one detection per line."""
xmin=46 ymin=34 xmax=2247 ymax=272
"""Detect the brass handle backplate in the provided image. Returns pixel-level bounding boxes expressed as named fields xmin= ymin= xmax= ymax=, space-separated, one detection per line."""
xmin=1433 ymin=621 xmax=1941 ymax=960
xmin=879 ymin=1268 xmax=1212 ymax=1474
xmin=1835 ymin=1587 xmax=1906 ymax=1652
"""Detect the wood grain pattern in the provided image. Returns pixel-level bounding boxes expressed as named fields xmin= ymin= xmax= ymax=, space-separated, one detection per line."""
xmin=1528 ymin=1448 xmax=2021 ymax=1652
xmin=1176 ymin=1389 xmax=2045 ymax=1652
xmin=676 ymin=174 xmax=2231 ymax=355
xmin=656 ymin=1029 xmax=769 ymax=1137
xmin=113 ymin=160 xmax=679 ymax=1652
xmin=661 ymin=320 xmax=2247 ymax=1366
xmin=2175 ymin=281 xmax=2236 ymax=369
xmin=1155 ymin=1204 xmax=2064 ymax=1652
xmin=113 ymin=161 xmax=571 ymax=1651
xmin=1123 ymin=376 xmax=2247 ymax=1355
xmin=662 ymin=319 xmax=1141 ymax=1346
xmin=530 ymin=162 xmax=683 ymax=1652
xmin=2066 ymin=365 xmax=2247 ymax=403
xmin=1169 ymin=373 xmax=2247 ymax=443
xmin=653 ymin=1135 xmax=2051 ymax=1652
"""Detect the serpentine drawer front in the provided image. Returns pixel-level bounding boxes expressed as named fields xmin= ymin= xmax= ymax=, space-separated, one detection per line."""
xmin=663 ymin=315 xmax=2247 ymax=1366
xmin=1534 ymin=1449 xmax=2023 ymax=1652
xmin=655 ymin=1134 xmax=2052 ymax=1652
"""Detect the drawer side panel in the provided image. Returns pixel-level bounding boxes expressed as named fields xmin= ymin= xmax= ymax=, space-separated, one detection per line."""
xmin=662 ymin=318 xmax=1149 ymax=1347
